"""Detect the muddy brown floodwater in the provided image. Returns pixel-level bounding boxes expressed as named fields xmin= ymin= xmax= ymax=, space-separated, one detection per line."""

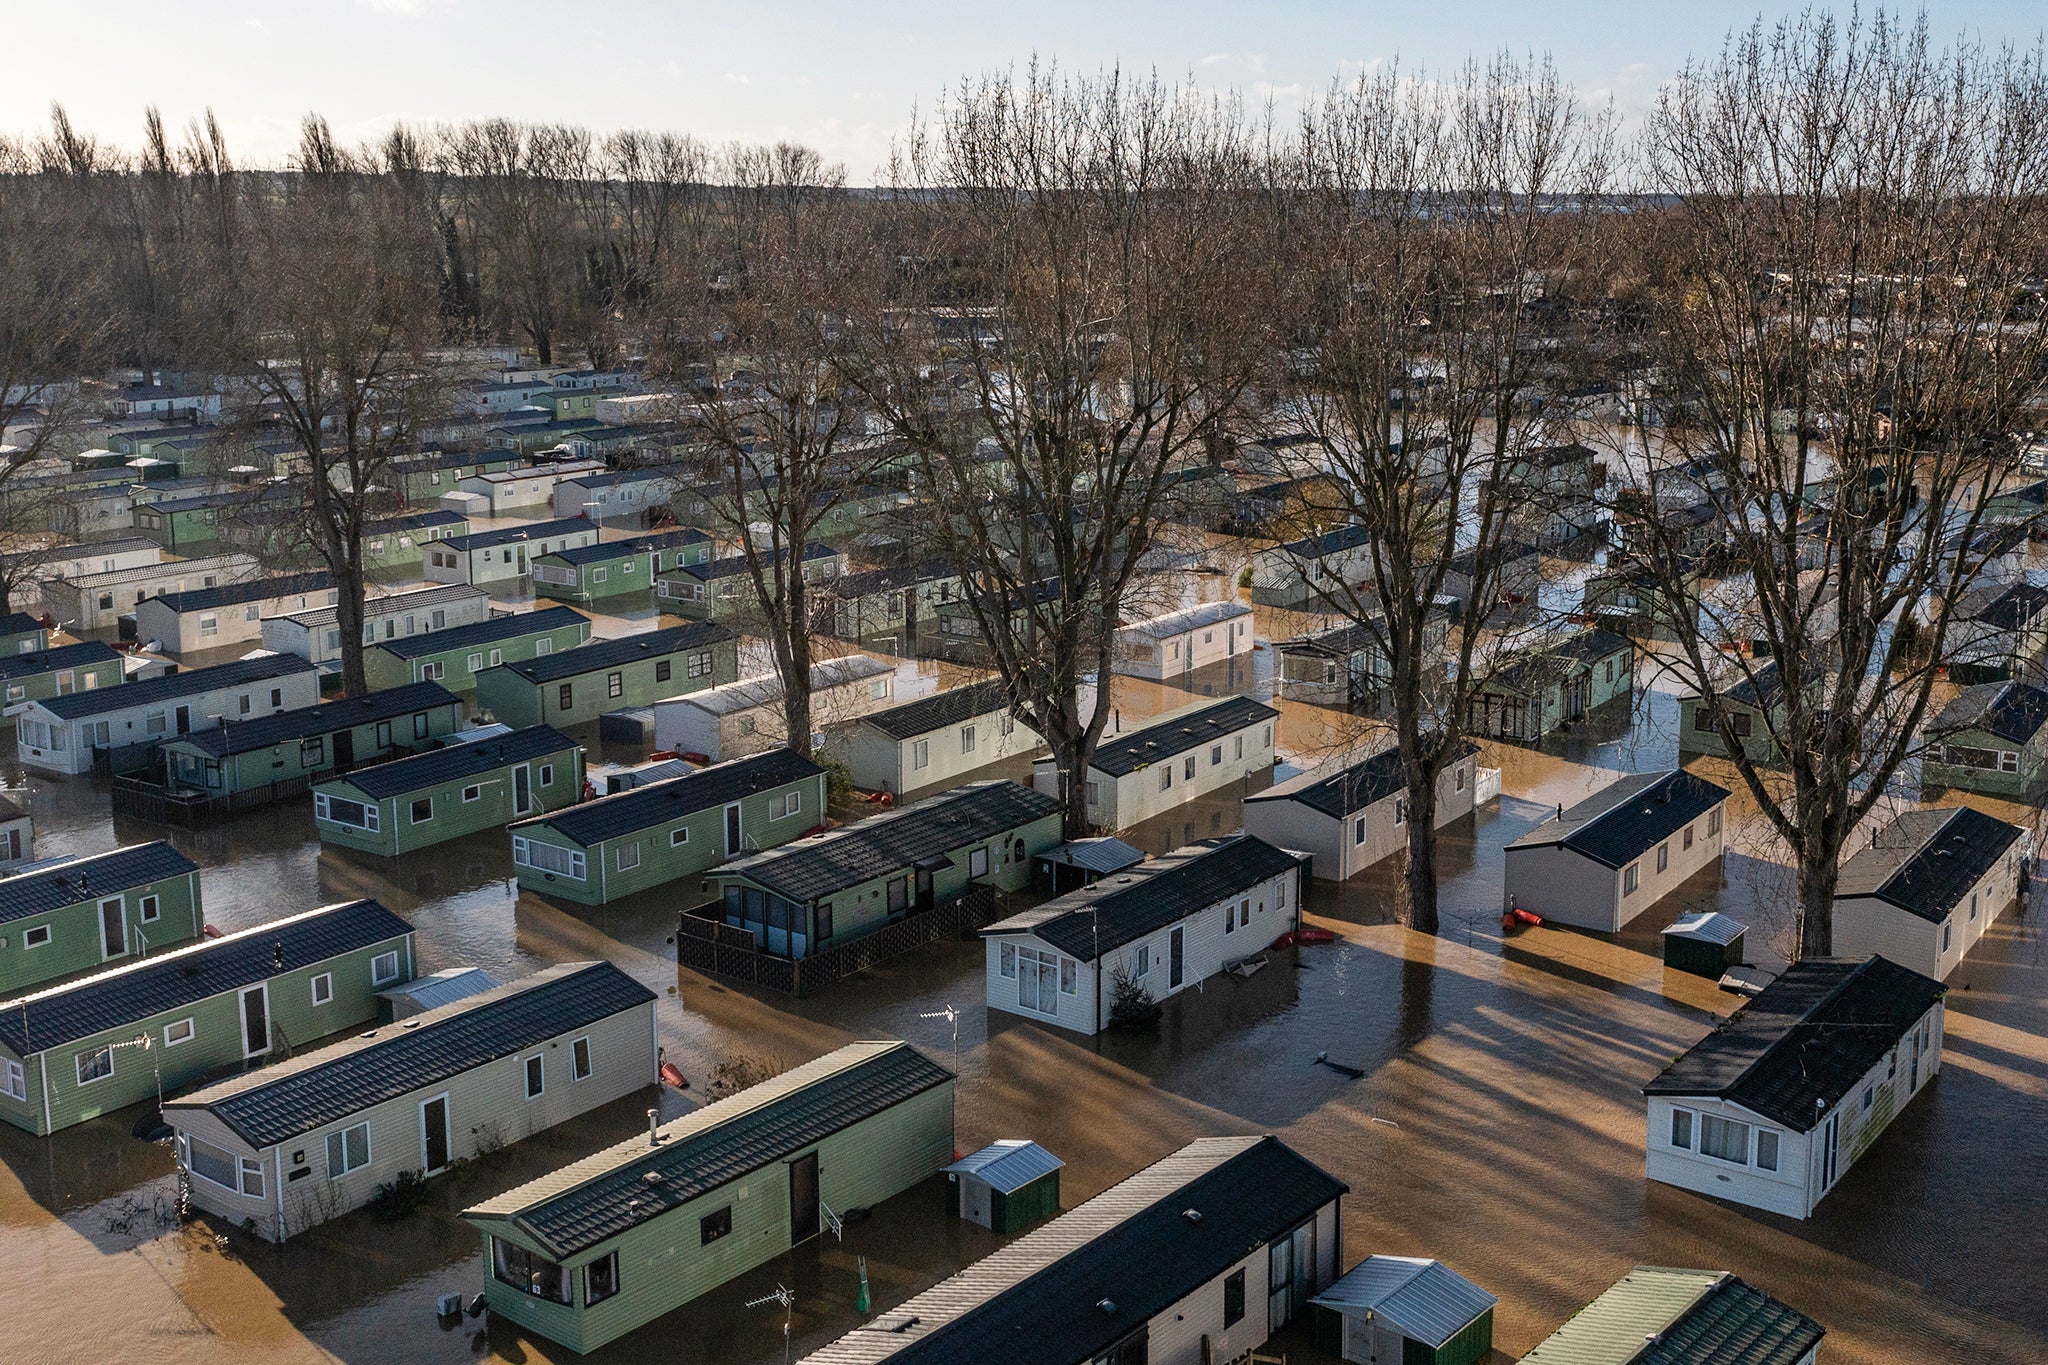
xmin=3 ymin=574 xmax=2045 ymax=1365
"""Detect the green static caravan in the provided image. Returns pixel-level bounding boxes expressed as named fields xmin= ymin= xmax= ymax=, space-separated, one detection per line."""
xmin=388 ymin=449 xmax=520 ymax=505
xmin=0 ymin=611 xmax=50 ymax=656
xmin=655 ymin=542 xmax=846 ymax=621
xmin=1922 ymin=681 xmax=2048 ymax=799
xmin=532 ymin=528 xmax=713 ymax=605
xmin=1676 ymin=659 xmax=1811 ymax=769
xmin=510 ymin=749 xmax=825 ymax=906
xmin=161 ymin=681 xmax=467 ymax=801
xmin=0 ymin=841 xmax=202 ymax=997
xmin=0 ymin=640 xmax=126 ymax=717
xmin=475 ymin=622 xmax=740 ymax=730
xmin=0 ymin=898 xmax=415 ymax=1136
xmin=1463 ymin=627 xmax=1635 ymax=745
xmin=316 ymin=725 xmax=583 ymax=857
xmin=463 ymin=1040 xmax=956 ymax=1356
xmin=364 ymin=606 xmax=594 ymax=693
xmin=707 ymin=779 xmax=1061 ymax=961
xmin=132 ymin=490 xmax=252 ymax=553
xmin=361 ymin=509 xmax=470 ymax=574
xmin=165 ymin=961 xmax=657 ymax=1242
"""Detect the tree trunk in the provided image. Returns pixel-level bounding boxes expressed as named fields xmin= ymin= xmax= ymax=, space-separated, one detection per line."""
xmin=779 ymin=570 xmax=813 ymax=753
xmin=1796 ymin=846 xmax=1840 ymax=960
xmin=333 ymin=558 xmax=370 ymax=698
xmin=1405 ymin=791 xmax=1440 ymax=933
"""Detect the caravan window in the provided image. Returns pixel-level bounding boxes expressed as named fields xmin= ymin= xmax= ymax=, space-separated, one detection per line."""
xmin=493 ymin=1239 xmax=571 ymax=1305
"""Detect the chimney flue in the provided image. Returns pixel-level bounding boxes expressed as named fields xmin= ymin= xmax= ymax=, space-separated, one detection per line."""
xmin=647 ymin=1108 xmax=660 ymax=1147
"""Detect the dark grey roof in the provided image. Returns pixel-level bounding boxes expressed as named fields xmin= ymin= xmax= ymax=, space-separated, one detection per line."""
xmin=0 ymin=639 xmax=123 ymax=681
xmin=1246 ymin=743 xmax=1478 ymax=820
xmin=859 ymin=681 xmax=1015 ymax=741
xmin=489 ymin=622 xmax=736 ymax=684
xmin=678 ymin=542 xmax=838 ymax=582
xmin=37 ymin=653 xmax=316 ymax=720
xmin=1931 ymin=681 xmax=2048 ymax=746
xmin=984 ymin=835 xmax=1303 ymax=959
xmin=171 ymin=682 xmax=461 ymax=757
xmin=332 ymin=726 xmax=581 ymax=800
xmin=373 ymin=606 xmax=589 ymax=660
xmin=1505 ymin=770 xmax=1730 ymax=869
xmin=367 ymin=509 xmax=467 ymax=533
xmin=444 ymin=518 xmax=592 ymax=552
xmin=0 ymin=842 xmax=198 ymax=927
xmin=540 ymin=528 xmax=708 ymax=566
xmin=518 ymin=749 xmax=822 ymax=846
xmin=167 ymin=962 xmax=654 ymax=1148
xmin=1490 ymin=628 xmax=1632 ymax=694
xmin=800 ymin=1136 xmax=1345 ymax=1365
xmin=832 ymin=559 xmax=956 ymax=599
xmin=468 ymin=1042 xmax=953 ymax=1258
xmin=1635 ymin=1274 xmax=1826 ymax=1365
xmin=1644 ymin=957 xmax=1945 ymax=1131
xmin=1277 ymin=522 xmax=1375 ymax=559
xmin=0 ymin=612 xmax=46 ymax=637
xmin=720 ymin=780 xmax=1058 ymax=904
xmin=1834 ymin=806 xmax=2023 ymax=922
xmin=148 ymin=571 xmax=331 ymax=614
xmin=1039 ymin=837 xmax=1146 ymax=875
xmin=1089 ymin=696 xmax=1278 ymax=778
xmin=1967 ymin=579 xmax=2048 ymax=630
xmin=0 ymin=900 xmax=412 ymax=1056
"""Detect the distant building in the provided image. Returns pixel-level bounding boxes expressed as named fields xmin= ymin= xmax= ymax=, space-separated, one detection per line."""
xmin=1114 ymin=601 xmax=1255 ymax=681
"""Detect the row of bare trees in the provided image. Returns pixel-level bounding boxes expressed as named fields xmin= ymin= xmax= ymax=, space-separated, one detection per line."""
xmin=2 ymin=10 xmax=2044 ymax=956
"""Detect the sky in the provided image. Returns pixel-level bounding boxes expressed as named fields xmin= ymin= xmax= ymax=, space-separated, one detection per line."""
xmin=5 ymin=1 xmax=2043 ymax=181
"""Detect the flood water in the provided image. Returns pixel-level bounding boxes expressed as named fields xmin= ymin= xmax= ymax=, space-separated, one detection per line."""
xmin=3 ymin=541 xmax=2045 ymax=1365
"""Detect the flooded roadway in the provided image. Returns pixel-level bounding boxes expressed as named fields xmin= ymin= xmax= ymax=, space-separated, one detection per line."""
xmin=2 ymin=562 xmax=2045 ymax=1364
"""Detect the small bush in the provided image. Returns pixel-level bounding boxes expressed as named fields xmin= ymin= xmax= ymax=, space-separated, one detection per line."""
xmin=1106 ymin=963 xmax=1161 ymax=1031
xmin=370 ymin=1169 xmax=433 ymax=1222
xmin=705 ymin=1052 xmax=788 ymax=1099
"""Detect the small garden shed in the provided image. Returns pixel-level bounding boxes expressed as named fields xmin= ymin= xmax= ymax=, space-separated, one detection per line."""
xmin=1662 ymin=912 xmax=1747 ymax=978
xmin=1311 ymin=1256 xmax=1497 ymax=1365
xmin=944 ymin=1139 xmax=1063 ymax=1233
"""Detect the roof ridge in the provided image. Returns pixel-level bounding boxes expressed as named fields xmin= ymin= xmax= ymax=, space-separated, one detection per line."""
xmin=1705 ymin=960 xmax=1874 ymax=1104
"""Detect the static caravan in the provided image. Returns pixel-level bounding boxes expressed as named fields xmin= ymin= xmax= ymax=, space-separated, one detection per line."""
xmin=1035 ymin=695 xmax=1278 ymax=832
xmin=364 ymin=605 xmax=593 ymax=693
xmin=1114 ymin=601 xmax=1255 ymax=681
xmin=1519 ymin=1269 xmax=1822 ymax=1365
xmin=0 ymin=841 xmax=201 ymax=996
xmin=0 ymin=899 xmax=414 ymax=1136
xmin=41 ymin=552 xmax=261 ymax=633
xmin=656 ymin=542 xmax=846 ymax=621
xmin=1677 ymin=660 xmax=1811 ymax=767
xmin=166 ymin=961 xmax=656 ymax=1242
xmin=1833 ymin=806 xmax=2027 ymax=982
xmin=1464 ymin=628 xmax=1634 ymax=743
xmin=424 ymin=518 xmax=599 ymax=587
xmin=1442 ymin=540 xmax=1542 ymax=621
xmin=476 ymin=622 xmax=740 ymax=729
xmin=464 ymin=1041 xmax=956 ymax=1356
xmin=531 ymin=528 xmax=712 ymax=604
xmin=0 ymin=611 xmax=48 ymax=654
xmin=1644 ymin=956 xmax=1943 ymax=1220
xmin=651 ymin=655 xmax=903 ymax=763
xmin=1243 ymin=744 xmax=1478 ymax=880
xmin=1922 ymin=681 xmax=2048 ymax=798
xmin=456 ymin=462 xmax=606 ymax=514
xmin=798 ymin=1136 xmax=1345 ymax=1365
xmin=316 ymin=726 xmax=584 ymax=857
xmin=262 ymin=583 xmax=491 ymax=671
xmin=0 ymin=796 xmax=29 ymax=870
xmin=15 ymin=653 xmax=322 ymax=776
xmin=159 ymin=681 xmax=466 ymax=803
xmin=707 ymin=780 xmax=1060 ymax=961
xmin=827 ymin=559 xmax=961 ymax=651
xmin=826 ymin=679 xmax=1040 ymax=796
xmin=550 ymin=464 xmax=686 ymax=526
xmin=0 ymin=641 xmax=126 ymax=716
xmin=510 ymin=749 xmax=825 ymax=906
xmin=980 ymin=835 xmax=1306 ymax=1035
xmin=6 ymin=536 xmax=161 ymax=585
xmin=361 ymin=509 xmax=469 ymax=573
xmin=1502 ymin=770 xmax=1730 ymax=932
xmin=1311 ymin=1258 xmax=1496 ymax=1365
xmin=1249 ymin=523 xmax=1378 ymax=609
xmin=135 ymin=571 xmax=335 ymax=655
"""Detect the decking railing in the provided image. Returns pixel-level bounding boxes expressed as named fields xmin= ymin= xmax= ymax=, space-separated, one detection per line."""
xmin=676 ymin=885 xmax=1004 ymax=996
xmin=110 ymin=774 xmax=315 ymax=827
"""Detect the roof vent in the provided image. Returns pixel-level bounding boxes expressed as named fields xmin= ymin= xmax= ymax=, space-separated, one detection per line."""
xmin=1181 ymin=1208 xmax=1202 ymax=1224
xmin=642 ymin=1170 xmax=664 ymax=1185
xmin=1096 ymin=1299 xmax=1118 ymax=1315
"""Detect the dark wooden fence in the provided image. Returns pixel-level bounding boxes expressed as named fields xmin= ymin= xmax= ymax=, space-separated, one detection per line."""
xmin=677 ymin=885 xmax=1004 ymax=996
xmin=110 ymin=774 xmax=315 ymax=827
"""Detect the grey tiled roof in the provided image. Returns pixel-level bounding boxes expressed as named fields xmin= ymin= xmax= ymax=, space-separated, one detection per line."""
xmin=1931 ymin=681 xmax=2048 ymax=746
xmin=1246 ymin=743 xmax=1477 ymax=820
xmin=37 ymin=653 xmax=316 ymax=720
xmin=149 ymin=571 xmax=331 ymax=614
xmin=0 ymin=841 xmax=198 ymax=926
xmin=1834 ymin=806 xmax=2023 ymax=922
xmin=0 ymin=900 xmax=412 ymax=1056
xmin=372 ymin=606 xmax=589 ymax=660
xmin=166 ymin=961 xmax=654 ymax=1148
xmin=0 ymin=640 xmax=123 ymax=681
xmin=517 ymin=749 xmax=821 ymax=847
xmin=332 ymin=725 xmax=581 ymax=800
xmin=1088 ymin=696 xmax=1278 ymax=778
xmin=465 ymin=1041 xmax=952 ymax=1258
xmin=718 ymin=780 xmax=1058 ymax=904
xmin=857 ymin=681 xmax=1014 ymax=741
xmin=1503 ymin=770 xmax=1730 ymax=869
xmin=171 ymin=682 xmax=461 ymax=757
xmin=489 ymin=622 xmax=736 ymax=684
xmin=444 ymin=518 xmax=592 ymax=552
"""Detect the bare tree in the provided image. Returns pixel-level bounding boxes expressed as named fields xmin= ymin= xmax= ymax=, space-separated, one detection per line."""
xmin=1609 ymin=11 xmax=2048 ymax=957
xmin=845 ymin=65 xmax=1272 ymax=839
xmin=1274 ymin=54 xmax=1616 ymax=931
xmin=206 ymin=116 xmax=447 ymax=695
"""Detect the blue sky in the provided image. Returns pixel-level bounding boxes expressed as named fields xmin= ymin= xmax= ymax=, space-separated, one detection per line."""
xmin=7 ymin=2 xmax=2042 ymax=179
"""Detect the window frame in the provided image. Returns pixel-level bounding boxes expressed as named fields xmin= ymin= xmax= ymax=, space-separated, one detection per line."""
xmin=524 ymin=1053 xmax=545 ymax=1100
xmin=325 ymin=1121 xmax=371 ymax=1179
xmin=572 ymin=1036 xmax=592 ymax=1081
xmin=371 ymin=949 xmax=402 ymax=986
xmin=310 ymin=972 xmax=333 ymax=1006
xmin=163 ymin=1018 xmax=196 ymax=1048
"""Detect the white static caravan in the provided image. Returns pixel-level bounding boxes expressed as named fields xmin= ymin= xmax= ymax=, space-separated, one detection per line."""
xmin=826 ymin=679 xmax=1040 ymax=796
xmin=798 ymin=1137 xmax=1345 ymax=1365
xmin=15 ymin=653 xmax=321 ymax=775
xmin=1034 ymin=695 xmax=1278 ymax=832
xmin=1114 ymin=600 xmax=1255 ymax=681
xmin=134 ymin=572 xmax=335 ymax=655
xmin=1644 ymin=956 xmax=1944 ymax=1220
xmin=456 ymin=461 xmax=606 ymax=514
xmin=1501 ymin=770 xmax=1729 ymax=932
xmin=41 ymin=551 xmax=261 ymax=633
xmin=980 ymin=834 xmax=1306 ymax=1035
xmin=1242 ymin=744 xmax=1478 ymax=881
xmin=9 ymin=536 xmax=162 ymax=587
xmin=1833 ymin=805 xmax=2027 ymax=982
xmin=653 ymin=655 xmax=914 ymax=763
xmin=261 ymin=583 xmax=493 ymax=669
xmin=165 ymin=962 xmax=656 ymax=1242
xmin=423 ymin=519 xmax=598 ymax=587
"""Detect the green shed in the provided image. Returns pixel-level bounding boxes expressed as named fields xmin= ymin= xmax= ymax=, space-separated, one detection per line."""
xmin=1310 ymin=1256 xmax=1497 ymax=1365
xmin=1661 ymin=912 xmax=1748 ymax=978
xmin=945 ymin=1139 xmax=1063 ymax=1233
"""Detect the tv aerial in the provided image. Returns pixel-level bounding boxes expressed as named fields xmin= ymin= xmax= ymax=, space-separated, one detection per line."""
xmin=919 ymin=1004 xmax=961 ymax=1051
xmin=746 ymin=1284 xmax=797 ymax=1365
